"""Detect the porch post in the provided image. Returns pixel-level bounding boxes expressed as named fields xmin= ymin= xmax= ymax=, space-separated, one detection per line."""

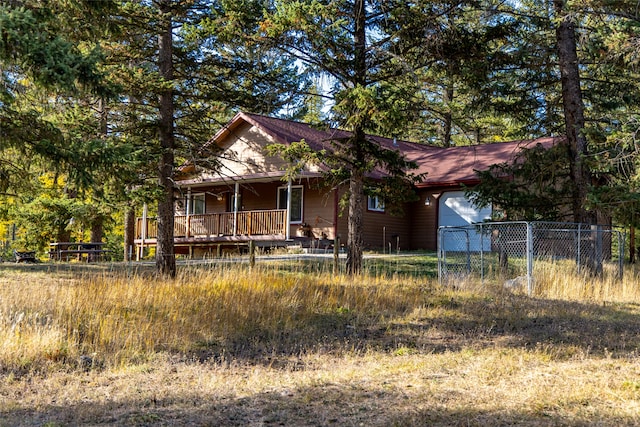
xmin=286 ymin=178 xmax=292 ymax=240
xmin=233 ymin=181 xmax=240 ymax=236
xmin=138 ymin=203 xmax=148 ymax=261
xmin=185 ymin=187 xmax=191 ymax=238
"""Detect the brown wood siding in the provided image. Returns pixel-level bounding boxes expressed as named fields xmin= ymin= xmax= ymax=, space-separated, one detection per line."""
xmin=175 ymin=183 xmax=453 ymax=251
xmin=301 ymin=184 xmax=336 ymax=240
xmin=333 ymin=186 xmax=413 ymax=251
xmin=204 ymin=188 xmax=227 ymax=213
xmin=176 ymin=185 xmax=237 ymax=214
xmin=409 ymin=189 xmax=439 ymax=251
xmin=190 ymin=123 xmax=323 ymax=180
xmin=238 ymin=182 xmax=279 ymax=211
xmin=362 ymin=206 xmax=411 ymax=251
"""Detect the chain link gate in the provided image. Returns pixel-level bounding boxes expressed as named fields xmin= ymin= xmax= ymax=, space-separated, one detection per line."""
xmin=438 ymin=222 xmax=626 ymax=294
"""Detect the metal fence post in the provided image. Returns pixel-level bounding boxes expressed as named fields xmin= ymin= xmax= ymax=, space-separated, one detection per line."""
xmin=526 ymin=222 xmax=533 ymax=295
xmin=619 ymin=230 xmax=625 ymax=280
xmin=465 ymin=229 xmax=471 ymax=275
xmin=479 ymin=223 xmax=485 ymax=284
xmin=576 ymin=224 xmax=582 ymax=274
xmin=438 ymin=227 xmax=444 ymax=285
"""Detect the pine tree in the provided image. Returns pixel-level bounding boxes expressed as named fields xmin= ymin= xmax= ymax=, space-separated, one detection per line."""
xmin=389 ymin=1 xmax=534 ymax=145
xmin=261 ymin=0 xmax=422 ymax=274
xmin=103 ymin=0 xmax=306 ymax=276
xmin=465 ymin=1 xmax=640 ymax=225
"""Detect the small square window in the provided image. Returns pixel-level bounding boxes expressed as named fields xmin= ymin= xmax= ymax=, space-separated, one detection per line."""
xmin=368 ymin=196 xmax=385 ymax=212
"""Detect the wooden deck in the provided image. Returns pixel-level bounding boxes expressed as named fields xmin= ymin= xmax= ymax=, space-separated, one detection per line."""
xmin=135 ymin=209 xmax=287 ymax=243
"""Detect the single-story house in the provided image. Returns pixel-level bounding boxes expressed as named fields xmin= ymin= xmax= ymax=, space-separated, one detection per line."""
xmin=134 ymin=112 xmax=559 ymax=257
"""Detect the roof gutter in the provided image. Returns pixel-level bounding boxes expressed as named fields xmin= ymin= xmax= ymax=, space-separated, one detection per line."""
xmin=415 ymin=179 xmax=481 ymax=189
xmin=175 ymin=171 xmax=323 ymax=188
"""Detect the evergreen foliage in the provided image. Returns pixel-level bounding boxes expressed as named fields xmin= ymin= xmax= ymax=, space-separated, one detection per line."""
xmin=468 ymin=143 xmax=573 ymax=221
xmin=465 ymin=0 xmax=640 ymax=228
xmin=2 ymin=0 xmax=640 ymax=263
xmin=260 ymin=0 xmax=426 ymax=274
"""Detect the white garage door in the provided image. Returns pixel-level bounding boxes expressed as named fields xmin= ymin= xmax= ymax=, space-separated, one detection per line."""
xmin=438 ymin=191 xmax=492 ymax=251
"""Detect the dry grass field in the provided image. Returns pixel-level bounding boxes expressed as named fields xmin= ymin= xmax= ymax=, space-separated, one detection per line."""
xmin=0 ymin=256 xmax=639 ymax=426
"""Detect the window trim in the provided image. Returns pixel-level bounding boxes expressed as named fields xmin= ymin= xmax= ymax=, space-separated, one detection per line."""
xmin=186 ymin=192 xmax=206 ymax=215
xmin=367 ymin=195 xmax=385 ymax=213
xmin=277 ymin=185 xmax=304 ymax=224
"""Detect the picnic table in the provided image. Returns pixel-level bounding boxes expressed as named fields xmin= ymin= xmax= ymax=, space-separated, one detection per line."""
xmin=49 ymin=242 xmax=108 ymax=262
xmin=14 ymin=250 xmax=36 ymax=263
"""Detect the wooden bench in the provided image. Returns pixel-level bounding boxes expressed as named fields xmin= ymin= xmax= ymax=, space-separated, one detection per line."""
xmin=14 ymin=250 xmax=36 ymax=263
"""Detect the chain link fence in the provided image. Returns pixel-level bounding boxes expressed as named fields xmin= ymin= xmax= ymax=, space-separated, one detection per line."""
xmin=438 ymin=221 xmax=626 ymax=293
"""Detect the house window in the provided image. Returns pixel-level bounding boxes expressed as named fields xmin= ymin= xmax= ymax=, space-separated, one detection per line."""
xmin=367 ymin=196 xmax=385 ymax=212
xmin=186 ymin=193 xmax=206 ymax=215
xmin=278 ymin=185 xmax=303 ymax=223
xmin=228 ymin=192 xmax=242 ymax=212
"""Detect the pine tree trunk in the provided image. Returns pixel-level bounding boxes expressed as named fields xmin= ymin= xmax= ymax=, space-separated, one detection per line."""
xmin=156 ymin=0 xmax=176 ymax=277
xmin=554 ymin=0 xmax=602 ymax=274
xmin=554 ymin=0 xmax=594 ymax=225
xmin=345 ymin=0 xmax=367 ymax=275
xmin=441 ymin=66 xmax=454 ymax=146
xmin=346 ymin=169 xmax=364 ymax=275
xmin=89 ymin=217 xmax=103 ymax=262
xmin=123 ymin=205 xmax=135 ymax=261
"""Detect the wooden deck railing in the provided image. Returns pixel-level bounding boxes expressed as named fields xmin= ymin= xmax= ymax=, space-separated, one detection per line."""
xmin=135 ymin=209 xmax=287 ymax=240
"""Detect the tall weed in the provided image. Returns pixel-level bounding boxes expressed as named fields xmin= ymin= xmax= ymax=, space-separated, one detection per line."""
xmin=1 ymin=260 xmax=639 ymax=374
xmin=0 ymin=266 xmax=429 ymax=372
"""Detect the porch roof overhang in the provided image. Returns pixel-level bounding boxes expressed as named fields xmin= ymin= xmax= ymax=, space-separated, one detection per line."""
xmin=176 ymin=170 xmax=324 ymax=189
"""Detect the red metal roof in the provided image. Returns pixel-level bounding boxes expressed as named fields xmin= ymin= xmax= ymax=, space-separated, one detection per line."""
xmin=208 ymin=111 xmax=434 ymax=155
xmin=197 ymin=112 xmax=562 ymax=187
xmin=410 ymin=137 xmax=559 ymax=187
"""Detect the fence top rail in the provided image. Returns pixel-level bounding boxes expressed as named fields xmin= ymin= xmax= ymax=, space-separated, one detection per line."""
xmin=438 ymin=221 xmax=622 ymax=232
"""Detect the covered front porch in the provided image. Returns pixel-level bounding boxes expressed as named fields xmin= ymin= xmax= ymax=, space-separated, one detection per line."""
xmin=134 ymin=208 xmax=291 ymax=257
xmin=131 ymin=173 xmax=339 ymax=259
